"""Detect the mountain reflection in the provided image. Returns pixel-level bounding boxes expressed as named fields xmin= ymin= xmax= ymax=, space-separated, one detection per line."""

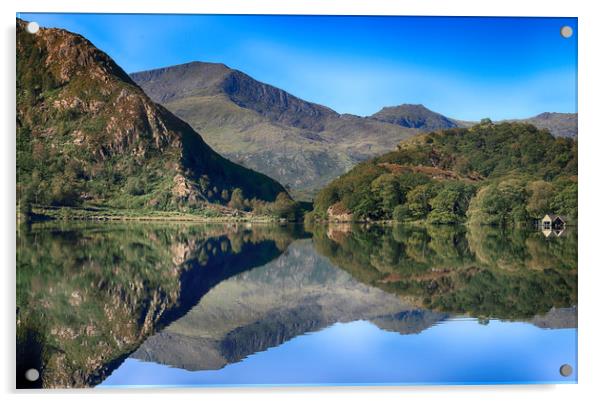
xmin=16 ymin=222 xmax=302 ymax=388
xmin=131 ymin=238 xmax=423 ymax=371
xmin=16 ymin=222 xmax=577 ymax=388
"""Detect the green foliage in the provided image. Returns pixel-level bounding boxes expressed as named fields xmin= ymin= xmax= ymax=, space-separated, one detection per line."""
xmin=125 ymin=177 xmax=147 ymax=196
xmin=406 ymin=183 xmax=439 ymax=219
xmin=371 ymin=174 xmax=402 ymax=217
xmin=550 ymin=181 xmax=578 ymax=219
xmin=272 ymin=192 xmax=302 ymax=221
xmin=16 ymin=21 xmax=287 ymax=219
xmin=392 ymin=204 xmax=410 ymax=222
xmin=312 ymin=120 xmax=577 ymax=226
xmin=228 ymin=188 xmax=247 ymax=210
xmin=526 ymin=180 xmax=555 ymax=218
xmin=427 ymin=182 xmax=476 ymax=224
xmin=467 ymin=179 xmax=529 ymax=226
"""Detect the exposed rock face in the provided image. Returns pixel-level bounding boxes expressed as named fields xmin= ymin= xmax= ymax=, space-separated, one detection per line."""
xmin=327 ymin=202 xmax=354 ymax=222
xmin=16 ymin=19 xmax=285 ymax=210
xmin=528 ymin=306 xmax=578 ymax=329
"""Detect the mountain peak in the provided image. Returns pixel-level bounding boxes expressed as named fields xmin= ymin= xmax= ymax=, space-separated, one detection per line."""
xmin=133 ymin=62 xmax=338 ymax=132
xmin=371 ymin=103 xmax=458 ymax=131
xmin=515 ymin=112 xmax=577 ymax=138
xmin=17 ymin=18 xmax=136 ymax=88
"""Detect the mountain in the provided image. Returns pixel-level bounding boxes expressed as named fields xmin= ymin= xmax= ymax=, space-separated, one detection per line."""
xmin=131 ymin=62 xmax=577 ymax=199
xmin=514 ymin=112 xmax=577 ymax=138
xmin=16 ymin=20 xmax=285 ymax=214
xmin=311 ymin=120 xmax=577 ymax=224
xmin=370 ymin=105 xmax=578 ymax=138
xmin=456 ymin=113 xmax=578 ymax=138
xmin=370 ymin=104 xmax=459 ymax=131
xmin=131 ymin=62 xmax=419 ymax=198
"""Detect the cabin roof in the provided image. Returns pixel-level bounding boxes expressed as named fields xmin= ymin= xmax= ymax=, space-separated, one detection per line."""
xmin=542 ymin=214 xmax=567 ymax=222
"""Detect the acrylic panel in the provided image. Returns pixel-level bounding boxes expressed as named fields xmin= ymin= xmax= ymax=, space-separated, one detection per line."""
xmin=15 ymin=14 xmax=578 ymax=389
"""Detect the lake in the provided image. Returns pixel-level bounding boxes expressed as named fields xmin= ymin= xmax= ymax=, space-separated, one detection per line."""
xmin=16 ymin=222 xmax=577 ymax=388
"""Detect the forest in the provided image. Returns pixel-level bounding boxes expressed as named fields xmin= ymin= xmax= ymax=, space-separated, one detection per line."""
xmin=310 ymin=120 xmax=577 ymax=226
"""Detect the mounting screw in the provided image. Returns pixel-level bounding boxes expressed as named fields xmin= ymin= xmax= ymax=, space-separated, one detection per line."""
xmin=26 ymin=21 xmax=40 ymax=34
xmin=559 ymin=364 xmax=573 ymax=377
xmin=560 ymin=26 xmax=573 ymax=39
xmin=25 ymin=368 xmax=40 ymax=382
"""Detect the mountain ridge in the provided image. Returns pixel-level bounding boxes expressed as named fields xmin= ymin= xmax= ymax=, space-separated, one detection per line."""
xmin=131 ymin=61 xmax=419 ymax=198
xmin=132 ymin=61 xmax=577 ymax=199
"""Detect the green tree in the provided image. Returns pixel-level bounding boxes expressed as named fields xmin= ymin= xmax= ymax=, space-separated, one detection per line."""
xmin=406 ymin=183 xmax=438 ymax=219
xmin=125 ymin=177 xmax=146 ymax=196
xmin=347 ymin=186 xmax=379 ymax=221
xmin=550 ymin=182 xmax=577 ymax=219
xmin=371 ymin=174 xmax=402 ymax=218
xmin=228 ymin=188 xmax=246 ymax=210
xmin=272 ymin=192 xmax=299 ymax=221
xmin=392 ymin=204 xmax=410 ymax=222
xmin=526 ymin=180 xmax=554 ymax=218
xmin=468 ymin=179 xmax=527 ymax=226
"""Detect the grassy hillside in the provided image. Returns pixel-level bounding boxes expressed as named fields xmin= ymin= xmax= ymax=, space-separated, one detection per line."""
xmin=311 ymin=119 xmax=577 ymax=225
xmin=132 ymin=62 xmax=419 ymax=199
xmin=132 ymin=62 xmax=577 ymax=199
xmin=16 ymin=20 xmax=290 ymax=219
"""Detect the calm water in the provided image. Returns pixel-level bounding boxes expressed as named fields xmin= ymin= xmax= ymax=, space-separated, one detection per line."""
xmin=16 ymin=222 xmax=577 ymax=388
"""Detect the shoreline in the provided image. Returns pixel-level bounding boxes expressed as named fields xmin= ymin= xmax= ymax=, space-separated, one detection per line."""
xmin=19 ymin=205 xmax=289 ymax=224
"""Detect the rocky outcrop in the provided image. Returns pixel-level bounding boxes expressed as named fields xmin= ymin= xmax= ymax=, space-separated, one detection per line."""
xmin=327 ymin=202 xmax=354 ymax=222
xmin=17 ymin=19 xmax=286 ymax=209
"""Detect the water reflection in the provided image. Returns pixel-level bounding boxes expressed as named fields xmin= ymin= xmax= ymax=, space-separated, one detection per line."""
xmin=16 ymin=222 xmax=577 ymax=388
xmin=311 ymin=224 xmax=577 ymax=320
xmin=16 ymin=222 xmax=303 ymax=388
xmin=128 ymin=238 xmax=425 ymax=372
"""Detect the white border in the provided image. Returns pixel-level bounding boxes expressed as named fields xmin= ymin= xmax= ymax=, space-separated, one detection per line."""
xmin=2 ymin=1 xmax=601 ymax=402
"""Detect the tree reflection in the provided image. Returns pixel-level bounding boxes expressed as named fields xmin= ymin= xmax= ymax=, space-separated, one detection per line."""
xmin=16 ymin=222 xmax=302 ymax=388
xmin=310 ymin=223 xmax=577 ymax=320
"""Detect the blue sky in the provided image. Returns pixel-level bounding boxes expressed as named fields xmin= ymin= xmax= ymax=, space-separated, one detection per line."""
xmin=18 ymin=14 xmax=577 ymax=120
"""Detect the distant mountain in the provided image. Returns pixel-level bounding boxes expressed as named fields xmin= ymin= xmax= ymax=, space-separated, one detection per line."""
xmin=132 ymin=62 xmax=418 ymax=198
xmin=513 ymin=112 xmax=577 ymax=138
xmin=16 ymin=20 xmax=285 ymax=212
xmin=457 ymin=113 xmax=578 ymax=138
xmin=370 ymin=104 xmax=459 ymax=131
xmin=132 ymin=62 xmax=576 ymax=199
